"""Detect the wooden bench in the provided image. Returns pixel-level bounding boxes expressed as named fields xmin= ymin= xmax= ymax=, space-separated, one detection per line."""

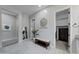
xmin=34 ymin=38 xmax=50 ymax=49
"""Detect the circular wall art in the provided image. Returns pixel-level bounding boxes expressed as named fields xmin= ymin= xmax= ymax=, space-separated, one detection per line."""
xmin=40 ymin=18 xmax=47 ymax=28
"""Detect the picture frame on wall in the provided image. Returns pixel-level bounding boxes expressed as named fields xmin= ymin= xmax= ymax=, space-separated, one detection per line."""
xmin=40 ymin=18 xmax=48 ymax=29
xmin=2 ymin=24 xmax=11 ymax=31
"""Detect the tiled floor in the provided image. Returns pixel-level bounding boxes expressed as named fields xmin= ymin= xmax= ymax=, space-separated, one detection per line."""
xmin=56 ymin=40 xmax=69 ymax=52
xmin=56 ymin=40 xmax=66 ymax=50
xmin=0 ymin=40 xmax=69 ymax=54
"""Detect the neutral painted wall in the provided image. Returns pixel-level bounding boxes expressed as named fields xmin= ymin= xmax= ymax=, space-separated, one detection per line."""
xmin=56 ymin=10 xmax=69 ymax=26
xmin=0 ymin=6 xmax=29 ymax=46
xmin=0 ymin=7 xmax=18 ymax=47
xmin=56 ymin=20 xmax=68 ymax=26
xmin=0 ymin=8 xmax=18 ymax=41
xmin=17 ymin=13 xmax=29 ymax=42
xmin=22 ymin=14 xmax=29 ymax=38
xmin=29 ymin=7 xmax=55 ymax=47
xmin=71 ymin=6 xmax=79 ymax=42
xmin=70 ymin=6 xmax=79 ymax=53
xmin=0 ymin=13 xmax=17 ymax=41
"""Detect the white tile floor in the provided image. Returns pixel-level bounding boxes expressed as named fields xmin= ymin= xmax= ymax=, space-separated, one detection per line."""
xmin=0 ymin=40 xmax=69 ymax=54
xmin=56 ymin=40 xmax=68 ymax=50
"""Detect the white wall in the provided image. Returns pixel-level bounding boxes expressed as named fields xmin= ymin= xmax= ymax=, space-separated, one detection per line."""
xmin=17 ymin=13 xmax=29 ymax=42
xmin=70 ymin=6 xmax=79 ymax=53
xmin=1 ymin=13 xmax=17 ymax=40
xmin=56 ymin=20 xmax=68 ymax=26
xmin=0 ymin=6 xmax=29 ymax=47
xmin=22 ymin=14 xmax=29 ymax=39
xmin=29 ymin=7 xmax=55 ymax=47
xmin=0 ymin=9 xmax=18 ymax=40
xmin=54 ymin=5 xmax=70 ymax=27
xmin=0 ymin=6 xmax=18 ymax=47
xmin=56 ymin=10 xmax=69 ymax=26
xmin=71 ymin=6 xmax=79 ymax=42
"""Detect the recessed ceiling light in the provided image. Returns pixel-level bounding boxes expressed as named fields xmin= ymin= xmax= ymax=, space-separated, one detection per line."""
xmin=38 ymin=5 xmax=42 ymax=7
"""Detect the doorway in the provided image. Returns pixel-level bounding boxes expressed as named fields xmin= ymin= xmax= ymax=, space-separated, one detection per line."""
xmin=59 ymin=27 xmax=68 ymax=42
xmin=56 ymin=8 xmax=70 ymax=51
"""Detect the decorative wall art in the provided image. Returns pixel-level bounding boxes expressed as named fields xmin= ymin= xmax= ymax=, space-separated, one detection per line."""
xmin=2 ymin=24 xmax=11 ymax=31
xmin=40 ymin=18 xmax=48 ymax=29
xmin=1 ymin=13 xmax=12 ymax=31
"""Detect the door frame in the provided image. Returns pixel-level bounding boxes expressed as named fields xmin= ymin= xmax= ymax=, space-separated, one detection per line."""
xmin=54 ymin=7 xmax=71 ymax=52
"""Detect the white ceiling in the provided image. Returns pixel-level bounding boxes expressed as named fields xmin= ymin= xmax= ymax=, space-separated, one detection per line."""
xmin=10 ymin=5 xmax=48 ymax=16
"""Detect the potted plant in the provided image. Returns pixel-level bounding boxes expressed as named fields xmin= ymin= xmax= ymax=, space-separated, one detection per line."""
xmin=32 ymin=29 xmax=39 ymax=38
